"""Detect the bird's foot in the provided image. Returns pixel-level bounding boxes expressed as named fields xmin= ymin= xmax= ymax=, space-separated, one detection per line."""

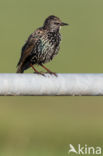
xmin=46 ymin=72 xmax=57 ymax=77
xmin=34 ymin=71 xmax=45 ymax=76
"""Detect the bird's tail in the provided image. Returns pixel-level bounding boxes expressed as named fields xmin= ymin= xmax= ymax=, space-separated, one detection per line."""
xmin=16 ymin=63 xmax=24 ymax=73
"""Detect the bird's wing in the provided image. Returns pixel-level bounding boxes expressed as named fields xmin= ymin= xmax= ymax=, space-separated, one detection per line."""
xmin=17 ymin=28 xmax=44 ymax=66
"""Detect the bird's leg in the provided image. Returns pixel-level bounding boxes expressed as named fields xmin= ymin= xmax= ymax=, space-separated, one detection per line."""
xmin=30 ymin=64 xmax=45 ymax=76
xmin=40 ymin=64 xmax=57 ymax=76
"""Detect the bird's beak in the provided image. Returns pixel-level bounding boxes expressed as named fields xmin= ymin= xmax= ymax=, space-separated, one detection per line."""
xmin=60 ymin=22 xmax=69 ymax=26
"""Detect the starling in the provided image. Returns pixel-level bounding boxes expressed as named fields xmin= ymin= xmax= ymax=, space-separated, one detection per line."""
xmin=16 ymin=15 xmax=68 ymax=75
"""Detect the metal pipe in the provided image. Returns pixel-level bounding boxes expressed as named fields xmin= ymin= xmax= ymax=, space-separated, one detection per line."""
xmin=0 ymin=73 xmax=103 ymax=96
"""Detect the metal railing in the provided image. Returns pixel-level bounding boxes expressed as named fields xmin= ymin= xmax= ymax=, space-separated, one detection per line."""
xmin=0 ymin=73 xmax=103 ymax=96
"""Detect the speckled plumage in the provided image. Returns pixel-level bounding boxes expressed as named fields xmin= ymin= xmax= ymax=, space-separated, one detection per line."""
xmin=16 ymin=15 xmax=68 ymax=74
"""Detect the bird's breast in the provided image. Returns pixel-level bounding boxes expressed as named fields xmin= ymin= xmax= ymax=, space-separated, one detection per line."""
xmin=31 ymin=32 xmax=61 ymax=64
xmin=40 ymin=32 xmax=61 ymax=63
xmin=47 ymin=31 xmax=61 ymax=46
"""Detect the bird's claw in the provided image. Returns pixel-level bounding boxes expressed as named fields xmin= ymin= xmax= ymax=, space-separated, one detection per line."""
xmin=34 ymin=71 xmax=57 ymax=77
xmin=46 ymin=72 xmax=57 ymax=77
xmin=34 ymin=72 xmax=45 ymax=76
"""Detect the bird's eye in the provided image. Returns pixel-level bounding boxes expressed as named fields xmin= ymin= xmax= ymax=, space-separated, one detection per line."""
xmin=54 ymin=22 xmax=60 ymax=25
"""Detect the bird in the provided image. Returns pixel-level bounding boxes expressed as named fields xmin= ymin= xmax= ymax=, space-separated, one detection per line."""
xmin=16 ymin=15 xmax=68 ymax=75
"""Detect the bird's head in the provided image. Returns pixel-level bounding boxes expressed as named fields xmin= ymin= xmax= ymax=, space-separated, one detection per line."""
xmin=43 ymin=15 xmax=68 ymax=32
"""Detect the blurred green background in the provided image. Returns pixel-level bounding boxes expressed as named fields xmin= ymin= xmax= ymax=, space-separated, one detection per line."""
xmin=0 ymin=0 xmax=103 ymax=155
